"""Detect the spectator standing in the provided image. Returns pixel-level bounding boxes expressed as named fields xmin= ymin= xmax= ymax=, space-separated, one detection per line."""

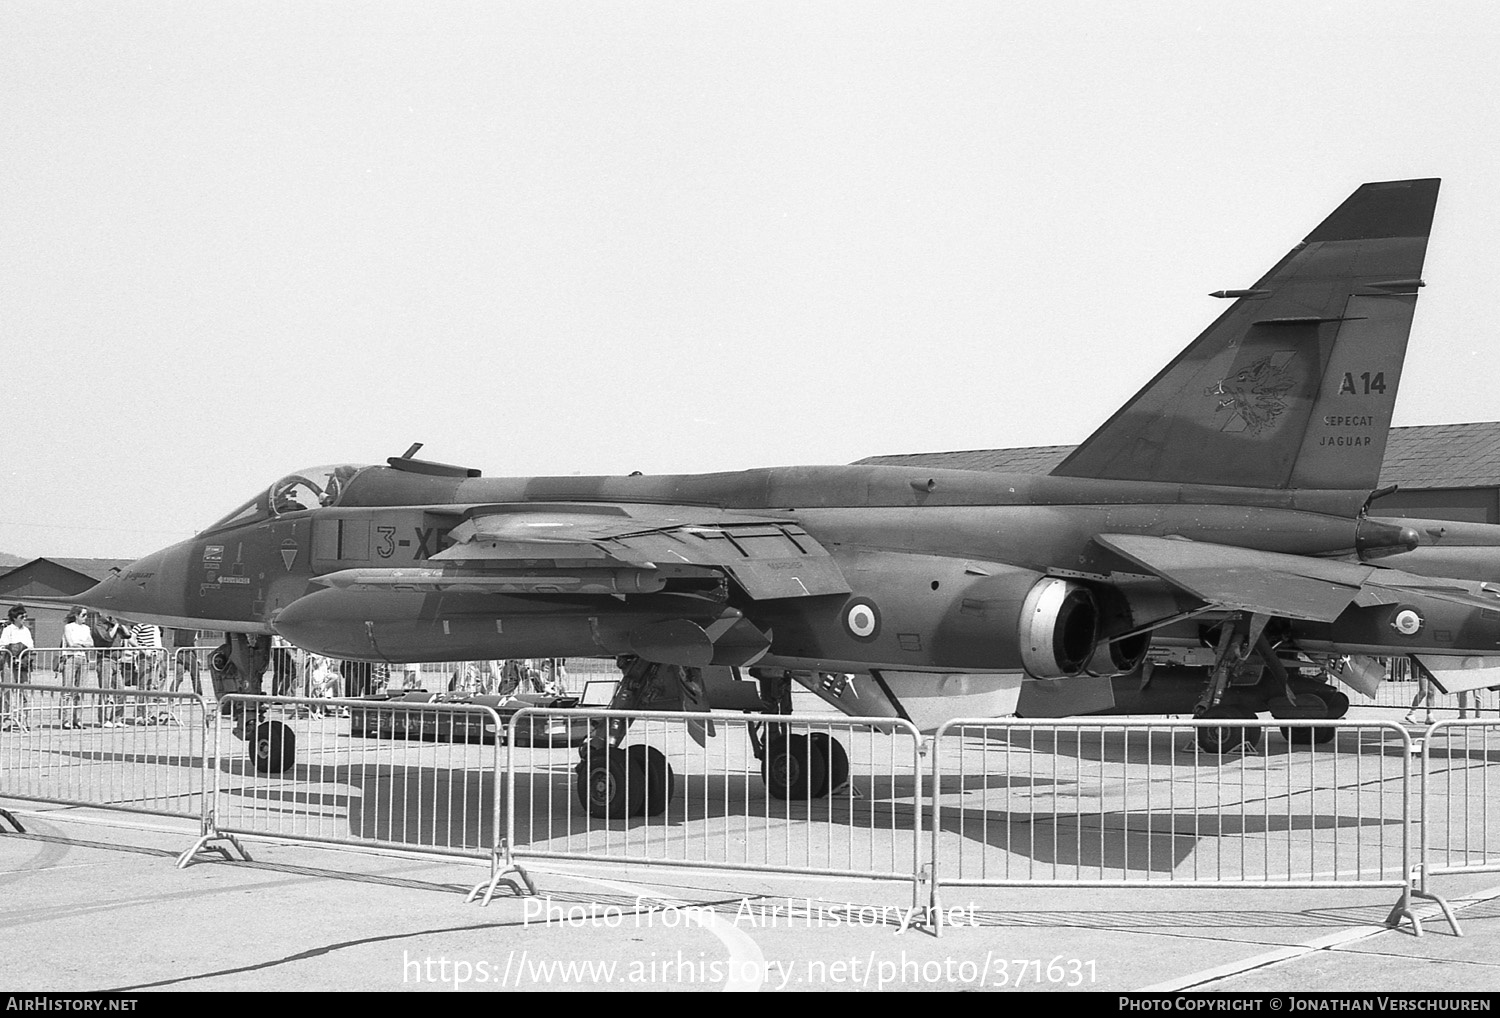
xmin=170 ymin=628 xmax=201 ymax=695
xmin=538 ymin=658 xmax=567 ymax=696
xmin=480 ymin=660 xmax=503 ymax=695
xmin=60 ymin=608 xmax=94 ymax=729
xmin=308 ymin=656 xmax=343 ymax=713
xmin=91 ymin=614 xmax=130 ymax=727
xmin=1406 ymin=665 xmax=1435 ymax=725
xmin=496 ymin=659 xmax=522 ymax=697
xmin=1 ymin=605 xmax=34 ymax=728
xmin=269 ymin=644 xmax=299 ymax=696
xmin=528 ymin=659 xmax=552 ymax=692
xmin=127 ymin=621 xmax=165 ymax=724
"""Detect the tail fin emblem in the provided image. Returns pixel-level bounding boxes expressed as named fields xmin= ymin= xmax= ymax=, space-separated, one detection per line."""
xmin=1205 ymin=352 xmax=1297 ymax=435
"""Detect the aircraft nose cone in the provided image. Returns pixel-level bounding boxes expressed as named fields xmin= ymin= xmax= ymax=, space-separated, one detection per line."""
xmin=76 ymin=542 xmax=189 ymax=623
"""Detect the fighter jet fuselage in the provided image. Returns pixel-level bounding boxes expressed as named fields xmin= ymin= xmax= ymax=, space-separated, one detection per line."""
xmin=76 ymin=177 xmax=1500 ymax=731
xmin=84 ymin=461 xmax=1416 ymax=666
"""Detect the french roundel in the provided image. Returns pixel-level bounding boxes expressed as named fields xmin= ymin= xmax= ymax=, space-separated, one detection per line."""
xmin=1392 ymin=607 xmax=1424 ymax=637
xmin=844 ymin=598 xmax=880 ymax=640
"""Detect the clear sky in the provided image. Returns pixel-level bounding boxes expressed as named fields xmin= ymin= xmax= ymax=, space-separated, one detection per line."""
xmin=3 ymin=1 xmax=1498 ymax=559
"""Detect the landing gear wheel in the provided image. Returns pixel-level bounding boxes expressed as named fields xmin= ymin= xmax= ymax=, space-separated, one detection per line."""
xmin=1195 ymin=707 xmax=1261 ymax=755
xmin=1279 ymin=694 xmax=1336 ymax=746
xmin=809 ymin=733 xmax=849 ymax=792
xmin=1319 ymin=689 xmax=1351 ymax=719
xmin=764 ymin=734 xmax=828 ymax=800
xmin=576 ymin=747 xmax=646 ymax=819
xmin=252 ymin=721 xmax=296 ymax=774
xmin=626 ymin=745 xmax=675 ymax=817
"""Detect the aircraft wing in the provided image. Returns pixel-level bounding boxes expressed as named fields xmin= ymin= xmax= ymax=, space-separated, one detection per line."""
xmin=325 ymin=503 xmax=852 ymax=600
xmin=1353 ymin=569 xmax=1500 ymax=611
xmin=1093 ymin=534 xmax=1374 ymax=622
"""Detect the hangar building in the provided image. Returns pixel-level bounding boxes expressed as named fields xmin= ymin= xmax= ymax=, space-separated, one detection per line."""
xmin=0 ymin=557 xmax=134 ymax=646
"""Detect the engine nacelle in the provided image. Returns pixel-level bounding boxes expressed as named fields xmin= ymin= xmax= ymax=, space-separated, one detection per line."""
xmin=1019 ymin=577 xmax=1100 ymax=678
xmin=1085 ymin=631 xmax=1153 ymax=676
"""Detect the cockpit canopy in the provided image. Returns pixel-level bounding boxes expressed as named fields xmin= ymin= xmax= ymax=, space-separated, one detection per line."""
xmin=204 ymin=464 xmax=372 ymax=534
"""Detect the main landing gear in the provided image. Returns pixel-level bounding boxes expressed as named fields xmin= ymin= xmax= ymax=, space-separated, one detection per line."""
xmin=574 ymin=656 xmax=684 ymax=819
xmin=1190 ymin=616 xmax=1351 ymax=755
xmin=577 ymin=744 xmax=675 ymax=819
xmin=571 ymin=658 xmax=852 ymax=817
xmin=745 ymin=668 xmax=849 ymax=801
xmin=751 ymin=726 xmax=851 ymax=800
xmin=210 ymin=634 xmax=297 ymax=775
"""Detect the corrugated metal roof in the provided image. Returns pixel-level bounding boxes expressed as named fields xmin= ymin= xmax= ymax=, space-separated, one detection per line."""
xmin=1376 ymin=424 xmax=1500 ymax=489
xmin=0 ymin=557 xmax=134 ymax=582
xmin=857 ymin=422 xmax=1500 ymax=490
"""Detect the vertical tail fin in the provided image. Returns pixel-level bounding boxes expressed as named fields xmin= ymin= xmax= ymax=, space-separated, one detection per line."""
xmin=1050 ymin=178 xmax=1439 ymax=492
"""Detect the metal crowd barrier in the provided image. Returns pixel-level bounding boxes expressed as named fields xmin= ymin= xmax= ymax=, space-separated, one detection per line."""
xmin=557 ymin=657 xmax=622 ymax=695
xmin=928 ymin=717 xmax=1422 ymax=934
xmin=5 ymin=647 xmax=180 ymax=693
xmin=475 ymin=707 xmax=925 ymax=907
xmin=181 ymin=694 xmax=505 ymax=877
xmin=1415 ymin=719 xmax=1500 ymax=935
xmin=20 ymin=672 xmax=1500 ymax=931
xmin=0 ymin=681 xmax=212 ymax=835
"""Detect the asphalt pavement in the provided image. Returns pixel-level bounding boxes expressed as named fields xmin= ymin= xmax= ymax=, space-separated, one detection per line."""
xmin=5 ymin=801 xmax=1500 ymax=993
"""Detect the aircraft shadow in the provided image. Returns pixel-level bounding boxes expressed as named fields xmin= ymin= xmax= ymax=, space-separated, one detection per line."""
xmin=10 ymin=732 xmax=1413 ymax=879
xmin=932 ymin=806 xmax=1402 ymax=875
xmin=505 ymin=762 xmax=925 ymax=843
xmin=965 ymin=726 xmax=1413 ymax=765
xmin=215 ymin=754 xmax=501 ymax=851
xmin=210 ymin=743 xmax=938 ymax=860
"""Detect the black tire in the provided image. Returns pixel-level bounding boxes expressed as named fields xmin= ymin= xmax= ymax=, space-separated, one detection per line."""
xmin=627 ymin=745 xmax=675 ymax=817
xmin=810 ymin=732 xmax=849 ymax=793
xmin=1280 ymin=694 xmax=1336 ymax=746
xmin=576 ymin=747 xmax=646 ymax=819
xmin=1319 ymin=688 xmax=1351 ymax=719
xmin=1195 ymin=707 xmax=1260 ymax=755
xmin=763 ymin=734 xmax=828 ymax=800
xmin=252 ymin=720 xmax=296 ymax=774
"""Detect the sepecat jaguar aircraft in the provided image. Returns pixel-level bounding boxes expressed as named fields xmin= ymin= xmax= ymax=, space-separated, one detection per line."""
xmin=71 ymin=177 xmax=1500 ymax=813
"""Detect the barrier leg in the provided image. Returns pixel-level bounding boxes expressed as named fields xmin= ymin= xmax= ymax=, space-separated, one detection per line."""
xmin=1383 ymin=886 xmax=1424 ymax=937
xmin=175 ymin=814 xmax=254 ymax=868
xmin=0 ymin=807 xmax=25 ymax=833
xmin=929 ymin=868 xmax=944 ymax=939
xmin=910 ymin=864 xmax=935 ymax=936
xmin=180 ymin=709 xmax=252 ymax=868
xmin=1410 ymin=868 xmax=1461 ymax=937
xmin=467 ymin=843 xmax=536 ymax=906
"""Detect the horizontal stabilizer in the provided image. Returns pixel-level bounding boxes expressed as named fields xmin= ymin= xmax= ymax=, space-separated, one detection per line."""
xmin=1093 ymin=534 xmax=1374 ymax=622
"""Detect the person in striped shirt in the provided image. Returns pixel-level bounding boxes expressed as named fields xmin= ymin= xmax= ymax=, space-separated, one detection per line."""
xmin=127 ymin=622 xmax=166 ymax=723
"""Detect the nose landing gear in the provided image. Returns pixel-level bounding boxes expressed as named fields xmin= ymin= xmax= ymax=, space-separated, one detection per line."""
xmin=211 ymin=634 xmax=297 ymax=774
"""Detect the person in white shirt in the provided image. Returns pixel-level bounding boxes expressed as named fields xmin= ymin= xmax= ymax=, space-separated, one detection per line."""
xmin=0 ymin=605 xmax=33 ymax=656
xmin=1 ymin=605 xmax=35 ymax=728
xmin=61 ymin=608 xmax=94 ymax=729
xmin=309 ymin=655 xmax=342 ymax=714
